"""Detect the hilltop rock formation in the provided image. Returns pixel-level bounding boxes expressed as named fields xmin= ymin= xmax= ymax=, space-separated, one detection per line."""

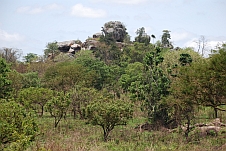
xmin=56 ymin=21 xmax=128 ymax=55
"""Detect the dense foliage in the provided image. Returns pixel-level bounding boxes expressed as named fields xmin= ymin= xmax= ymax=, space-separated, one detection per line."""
xmin=0 ymin=100 xmax=38 ymax=150
xmin=0 ymin=57 xmax=11 ymax=98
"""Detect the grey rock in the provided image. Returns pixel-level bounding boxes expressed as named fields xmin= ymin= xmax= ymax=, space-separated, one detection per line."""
xmin=93 ymin=33 xmax=102 ymax=38
xmin=102 ymin=21 xmax=127 ymax=42
xmin=57 ymin=40 xmax=81 ymax=54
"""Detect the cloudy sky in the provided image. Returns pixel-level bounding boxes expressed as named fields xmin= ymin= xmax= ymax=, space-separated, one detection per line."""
xmin=0 ymin=0 xmax=226 ymax=56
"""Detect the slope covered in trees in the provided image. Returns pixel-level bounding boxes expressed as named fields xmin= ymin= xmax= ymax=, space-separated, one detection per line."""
xmin=1 ymin=21 xmax=226 ymax=150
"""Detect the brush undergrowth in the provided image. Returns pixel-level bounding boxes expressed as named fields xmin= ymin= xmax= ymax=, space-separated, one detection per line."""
xmin=25 ymin=111 xmax=226 ymax=151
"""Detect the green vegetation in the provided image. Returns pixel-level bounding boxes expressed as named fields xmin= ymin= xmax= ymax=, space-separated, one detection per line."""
xmin=0 ymin=57 xmax=11 ymax=98
xmin=86 ymin=99 xmax=133 ymax=142
xmin=0 ymin=22 xmax=226 ymax=150
xmin=0 ymin=100 xmax=38 ymax=150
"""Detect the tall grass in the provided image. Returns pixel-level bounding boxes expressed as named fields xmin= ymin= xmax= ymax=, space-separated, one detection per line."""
xmin=26 ymin=107 xmax=226 ymax=151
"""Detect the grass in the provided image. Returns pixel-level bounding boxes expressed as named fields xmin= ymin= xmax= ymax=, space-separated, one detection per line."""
xmin=26 ymin=108 xmax=226 ymax=151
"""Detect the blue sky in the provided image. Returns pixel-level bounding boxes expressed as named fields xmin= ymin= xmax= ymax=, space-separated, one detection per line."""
xmin=0 ymin=0 xmax=226 ymax=56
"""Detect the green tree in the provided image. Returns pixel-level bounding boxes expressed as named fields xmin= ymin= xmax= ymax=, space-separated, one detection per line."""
xmin=194 ymin=50 xmax=226 ymax=118
xmin=121 ymin=42 xmax=155 ymax=64
xmin=179 ymin=53 xmax=193 ymax=66
xmin=135 ymin=27 xmax=150 ymax=45
xmin=160 ymin=48 xmax=202 ymax=134
xmin=0 ymin=57 xmax=11 ymax=98
xmin=22 ymin=72 xmax=41 ymax=88
xmin=161 ymin=30 xmax=172 ymax=48
xmin=119 ymin=62 xmax=144 ymax=94
xmin=0 ymin=100 xmax=38 ymax=150
xmin=165 ymin=66 xmax=198 ymax=137
xmin=23 ymin=53 xmax=38 ymax=63
xmin=27 ymin=61 xmax=53 ymax=77
xmin=18 ymin=87 xmax=53 ymax=116
xmin=95 ymin=41 xmax=122 ymax=65
xmin=74 ymin=52 xmax=112 ymax=90
xmin=143 ymin=47 xmax=170 ymax=126
xmin=44 ymin=62 xmax=96 ymax=92
xmin=8 ymin=70 xmax=24 ymax=98
xmin=70 ymin=86 xmax=98 ymax=119
xmin=45 ymin=92 xmax=71 ymax=128
xmin=86 ymin=99 xmax=133 ymax=141
xmin=160 ymin=48 xmax=202 ymax=80
xmin=44 ymin=41 xmax=59 ymax=62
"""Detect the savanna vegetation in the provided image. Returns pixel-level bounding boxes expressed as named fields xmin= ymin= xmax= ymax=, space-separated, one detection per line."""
xmin=1 ymin=22 xmax=226 ymax=151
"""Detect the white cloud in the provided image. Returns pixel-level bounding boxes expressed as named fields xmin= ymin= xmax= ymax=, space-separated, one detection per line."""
xmin=29 ymin=7 xmax=44 ymax=14
xmin=45 ymin=3 xmax=62 ymax=10
xmin=208 ymin=40 xmax=226 ymax=50
xmin=91 ymin=0 xmax=173 ymax=4
xmin=134 ymin=14 xmax=152 ymax=21
xmin=91 ymin=0 xmax=147 ymax=4
xmin=0 ymin=29 xmax=24 ymax=42
xmin=16 ymin=3 xmax=62 ymax=14
xmin=0 ymin=29 xmax=25 ymax=57
xmin=184 ymin=38 xmax=197 ymax=48
xmin=171 ymin=31 xmax=194 ymax=42
xmin=71 ymin=4 xmax=106 ymax=18
xmin=16 ymin=6 xmax=31 ymax=13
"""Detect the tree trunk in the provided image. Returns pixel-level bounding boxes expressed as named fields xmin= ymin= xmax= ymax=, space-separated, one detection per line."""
xmin=54 ymin=115 xmax=63 ymax=128
xmin=72 ymin=108 xmax=76 ymax=119
xmin=103 ymin=127 xmax=110 ymax=142
xmin=41 ymin=105 xmax=44 ymax=117
xmin=214 ymin=107 xmax=218 ymax=118
xmin=185 ymin=115 xmax=191 ymax=140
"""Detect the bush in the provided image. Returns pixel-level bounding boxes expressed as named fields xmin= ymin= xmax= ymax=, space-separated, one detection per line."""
xmin=0 ymin=100 xmax=38 ymax=150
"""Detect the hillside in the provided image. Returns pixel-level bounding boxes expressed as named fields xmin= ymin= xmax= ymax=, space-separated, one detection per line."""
xmin=0 ymin=21 xmax=226 ymax=151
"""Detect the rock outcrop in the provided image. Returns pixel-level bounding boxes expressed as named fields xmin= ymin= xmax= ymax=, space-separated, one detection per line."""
xmin=83 ymin=39 xmax=99 ymax=50
xmin=57 ymin=40 xmax=81 ymax=54
xmin=101 ymin=21 xmax=127 ymax=42
xmin=181 ymin=118 xmax=226 ymax=137
xmin=56 ymin=21 xmax=128 ymax=55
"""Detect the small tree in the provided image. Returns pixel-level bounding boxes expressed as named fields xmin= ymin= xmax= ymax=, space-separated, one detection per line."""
xmin=45 ymin=92 xmax=71 ymax=128
xmin=70 ymin=86 xmax=98 ymax=119
xmin=143 ymin=47 xmax=170 ymax=126
xmin=165 ymin=67 xmax=197 ymax=138
xmin=161 ymin=30 xmax=172 ymax=48
xmin=86 ymin=99 xmax=133 ymax=141
xmin=18 ymin=87 xmax=53 ymax=116
xmin=44 ymin=42 xmax=59 ymax=62
xmin=23 ymin=53 xmax=38 ymax=63
xmin=135 ymin=27 xmax=150 ymax=45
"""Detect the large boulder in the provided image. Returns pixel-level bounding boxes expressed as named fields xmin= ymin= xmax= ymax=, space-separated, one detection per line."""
xmin=101 ymin=21 xmax=127 ymax=42
xmin=83 ymin=39 xmax=99 ymax=50
xmin=57 ymin=40 xmax=81 ymax=54
xmin=93 ymin=32 xmax=102 ymax=39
